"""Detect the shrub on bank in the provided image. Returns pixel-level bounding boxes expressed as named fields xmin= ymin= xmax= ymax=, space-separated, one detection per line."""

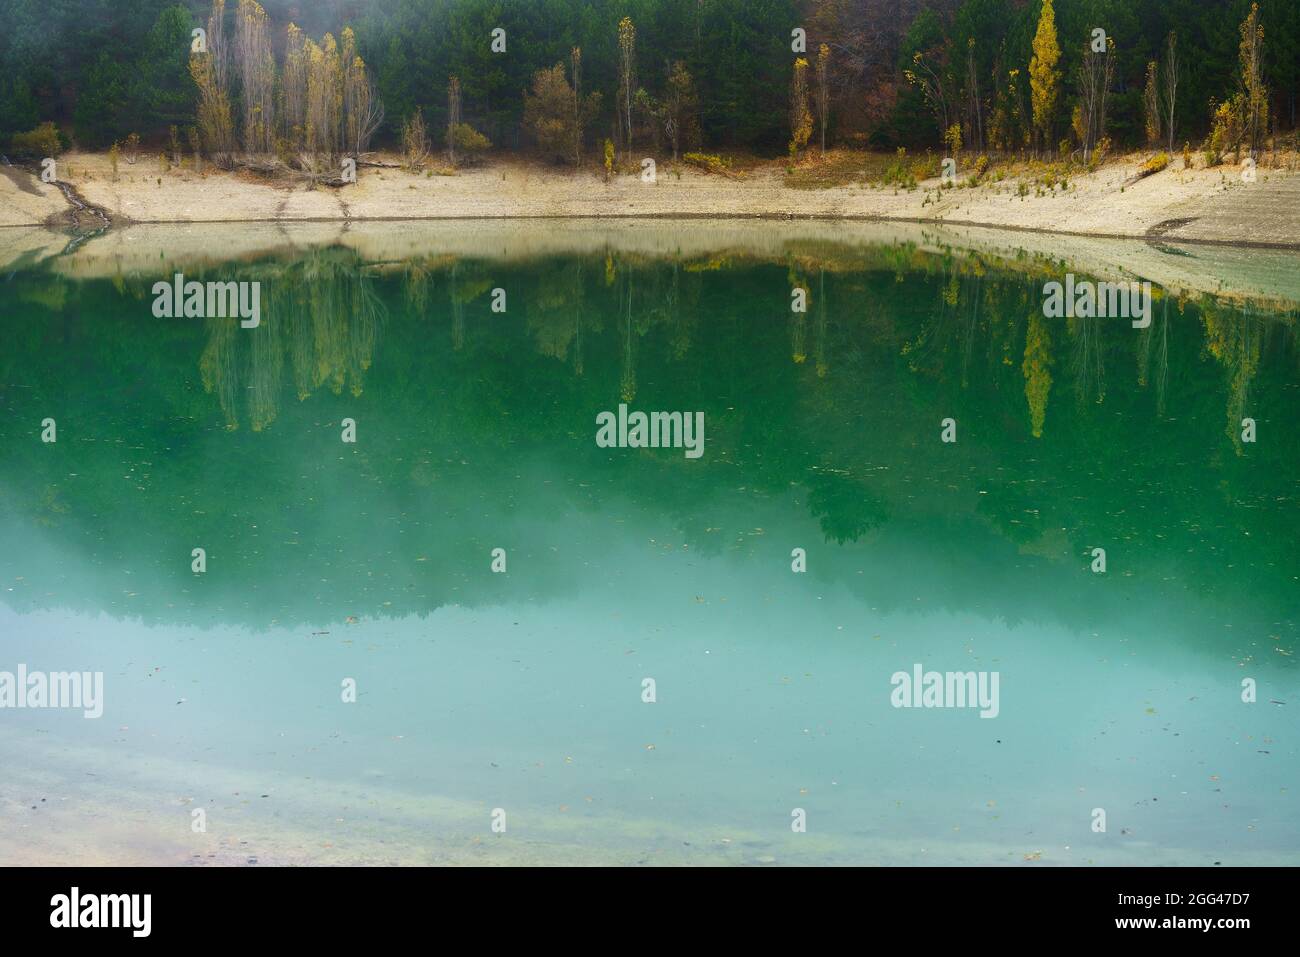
xmin=9 ymin=121 xmax=64 ymax=158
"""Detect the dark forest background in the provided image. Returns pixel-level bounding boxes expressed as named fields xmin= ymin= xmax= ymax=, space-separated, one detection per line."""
xmin=1 ymin=0 xmax=1296 ymax=155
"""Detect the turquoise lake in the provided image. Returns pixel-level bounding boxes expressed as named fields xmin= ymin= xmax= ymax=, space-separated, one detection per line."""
xmin=0 ymin=222 xmax=1297 ymax=865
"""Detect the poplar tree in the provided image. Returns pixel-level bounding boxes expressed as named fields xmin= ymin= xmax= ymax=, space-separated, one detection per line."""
xmin=190 ymin=0 xmax=235 ymax=163
xmin=235 ymin=0 xmax=275 ymax=155
xmin=448 ymin=76 xmax=462 ymax=165
xmin=816 ymin=43 xmax=830 ymax=156
xmin=617 ymin=18 xmax=637 ymax=163
xmin=789 ymin=58 xmax=812 ymax=160
xmin=1143 ymin=61 xmax=1161 ymax=146
xmin=1162 ymin=32 xmax=1179 ymax=153
xmin=1029 ymin=0 xmax=1060 ymax=155
xmin=1238 ymin=2 xmax=1268 ymax=158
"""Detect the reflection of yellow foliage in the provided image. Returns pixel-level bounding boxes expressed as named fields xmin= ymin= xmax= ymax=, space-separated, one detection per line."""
xmin=35 ymin=485 xmax=70 ymax=527
xmin=200 ymin=319 xmax=240 ymax=430
xmin=199 ymin=252 xmax=380 ymax=428
xmin=452 ymin=277 xmax=493 ymax=305
xmin=20 ymin=284 xmax=68 ymax=311
xmin=1022 ymin=314 xmax=1053 ymax=438
xmin=529 ymin=264 xmax=585 ymax=361
xmin=943 ymin=275 xmax=959 ymax=307
xmin=1202 ymin=299 xmax=1261 ymax=453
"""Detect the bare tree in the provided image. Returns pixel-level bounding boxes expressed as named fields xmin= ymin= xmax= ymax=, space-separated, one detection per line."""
xmin=663 ymin=61 xmax=698 ymax=162
xmin=401 ymin=109 xmax=430 ymax=171
xmin=208 ymin=0 xmax=230 ymax=99
xmin=1143 ymin=61 xmax=1161 ymax=147
xmin=1238 ymin=3 xmax=1267 ymax=158
xmin=1076 ymin=38 xmax=1114 ymax=161
xmin=617 ymin=17 xmax=637 ymax=162
xmin=790 ymin=57 xmax=813 ymax=159
xmin=1163 ymin=32 xmax=1179 ymax=153
xmin=964 ymin=38 xmax=983 ymax=153
xmin=235 ymin=0 xmax=275 ymax=156
xmin=571 ymin=47 xmax=583 ymax=166
xmin=815 ymin=43 xmax=830 ymax=155
xmin=305 ymin=34 xmax=343 ymax=165
xmin=283 ymin=24 xmax=308 ymax=151
xmin=447 ymin=76 xmax=462 ymax=165
xmin=904 ymin=50 xmax=951 ymax=144
xmin=345 ymin=56 xmax=382 ymax=159
xmin=190 ymin=0 xmax=235 ymax=163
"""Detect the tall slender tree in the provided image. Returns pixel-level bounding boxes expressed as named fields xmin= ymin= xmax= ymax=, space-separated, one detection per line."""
xmin=283 ymin=24 xmax=308 ymax=151
xmin=790 ymin=58 xmax=812 ymax=160
xmin=190 ymin=0 xmax=235 ymax=162
xmin=448 ymin=76 xmax=462 ymax=165
xmin=571 ymin=47 xmax=583 ymax=166
xmin=235 ymin=0 xmax=275 ymax=156
xmin=1143 ymin=61 xmax=1161 ymax=146
xmin=1238 ymin=2 xmax=1268 ymax=158
xmin=1029 ymin=0 xmax=1060 ymax=154
xmin=1163 ymin=32 xmax=1179 ymax=153
xmin=816 ymin=43 xmax=830 ymax=156
xmin=617 ymin=18 xmax=637 ymax=163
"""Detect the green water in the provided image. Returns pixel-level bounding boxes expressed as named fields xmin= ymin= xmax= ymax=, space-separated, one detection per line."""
xmin=1 ymin=227 xmax=1297 ymax=865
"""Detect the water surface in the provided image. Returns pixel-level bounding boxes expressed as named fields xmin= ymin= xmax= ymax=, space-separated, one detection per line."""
xmin=1 ymin=226 xmax=1296 ymax=865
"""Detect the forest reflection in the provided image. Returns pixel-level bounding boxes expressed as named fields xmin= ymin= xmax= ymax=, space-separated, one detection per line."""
xmin=1 ymin=241 xmax=1295 ymax=637
xmin=179 ymin=244 xmax=1296 ymax=450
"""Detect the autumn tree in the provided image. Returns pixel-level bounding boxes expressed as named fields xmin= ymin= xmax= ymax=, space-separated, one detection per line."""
xmin=401 ymin=108 xmax=430 ymax=170
xmin=342 ymin=31 xmax=382 ymax=159
xmin=525 ymin=62 xmax=600 ymax=165
xmin=190 ymin=0 xmax=235 ymax=163
xmin=617 ymin=18 xmax=637 ymax=162
xmin=963 ymin=38 xmax=983 ymax=153
xmin=815 ymin=43 xmax=830 ymax=155
xmin=904 ymin=49 xmax=952 ymax=145
xmin=1143 ymin=61 xmax=1161 ymax=146
xmin=663 ymin=61 xmax=699 ymax=162
xmin=990 ymin=68 xmax=1028 ymax=153
xmin=789 ymin=57 xmax=813 ymax=160
xmin=447 ymin=76 xmax=462 ymax=165
xmin=571 ymin=47 xmax=583 ymax=165
xmin=283 ymin=24 xmax=308 ymax=151
xmin=305 ymin=34 xmax=342 ymax=164
xmin=235 ymin=0 xmax=275 ymax=155
xmin=1162 ymin=32 xmax=1179 ymax=153
xmin=1238 ymin=2 xmax=1267 ymax=158
xmin=1029 ymin=0 xmax=1060 ymax=154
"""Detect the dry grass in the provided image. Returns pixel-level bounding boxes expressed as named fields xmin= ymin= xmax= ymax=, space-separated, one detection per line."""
xmin=784 ymin=148 xmax=897 ymax=189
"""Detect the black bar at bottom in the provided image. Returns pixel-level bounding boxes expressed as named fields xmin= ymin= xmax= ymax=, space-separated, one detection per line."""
xmin=0 ymin=865 xmax=1285 ymax=943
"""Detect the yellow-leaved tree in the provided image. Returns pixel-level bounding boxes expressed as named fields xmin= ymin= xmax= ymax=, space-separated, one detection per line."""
xmin=789 ymin=58 xmax=813 ymax=160
xmin=1029 ymin=0 xmax=1060 ymax=154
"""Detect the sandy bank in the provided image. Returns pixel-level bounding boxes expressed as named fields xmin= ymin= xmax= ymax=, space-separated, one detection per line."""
xmin=4 ymin=149 xmax=1298 ymax=248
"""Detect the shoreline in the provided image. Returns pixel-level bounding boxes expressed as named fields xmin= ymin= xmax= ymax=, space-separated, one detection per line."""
xmin=8 ymin=211 xmax=1299 ymax=252
xmin=6 ymin=216 xmax=1299 ymax=312
xmin=4 ymin=149 xmax=1299 ymax=309
xmin=4 ymin=149 xmax=1298 ymax=245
